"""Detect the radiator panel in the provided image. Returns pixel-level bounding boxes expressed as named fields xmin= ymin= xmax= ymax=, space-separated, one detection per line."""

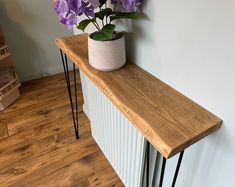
xmin=80 ymin=70 xmax=146 ymax=187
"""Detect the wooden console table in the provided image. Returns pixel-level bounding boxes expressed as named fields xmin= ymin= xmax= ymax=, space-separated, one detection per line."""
xmin=55 ymin=34 xmax=222 ymax=187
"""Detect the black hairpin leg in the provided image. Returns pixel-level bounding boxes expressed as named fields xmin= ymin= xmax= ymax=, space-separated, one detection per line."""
xmin=171 ymin=151 xmax=184 ymax=187
xmin=144 ymin=140 xmax=184 ymax=187
xmin=146 ymin=141 xmax=150 ymax=187
xmin=159 ymin=156 xmax=166 ymax=187
xmin=60 ymin=49 xmax=80 ymax=139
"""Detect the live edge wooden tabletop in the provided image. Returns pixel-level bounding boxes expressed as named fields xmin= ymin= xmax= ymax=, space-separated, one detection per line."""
xmin=55 ymin=34 xmax=222 ymax=159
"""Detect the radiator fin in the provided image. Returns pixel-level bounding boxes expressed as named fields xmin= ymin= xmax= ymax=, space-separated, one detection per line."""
xmin=80 ymin=71 xmax=146 ymax=187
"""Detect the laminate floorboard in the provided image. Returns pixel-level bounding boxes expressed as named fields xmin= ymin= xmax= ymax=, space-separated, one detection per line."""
xmin=0 ymin=73 xmax=123 ymax=187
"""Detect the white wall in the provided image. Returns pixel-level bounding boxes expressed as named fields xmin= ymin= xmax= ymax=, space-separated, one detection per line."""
xmin=0 ymin=0 xmax=72 ymax=81
xmin=125 ymin=0 xmax=235 ymax=186
xmin=74 ymin=1 xmax=235 ymax=186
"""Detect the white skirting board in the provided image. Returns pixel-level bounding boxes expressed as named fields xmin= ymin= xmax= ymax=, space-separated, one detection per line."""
xmin=80 ymin=70 xmax=159 ymax=187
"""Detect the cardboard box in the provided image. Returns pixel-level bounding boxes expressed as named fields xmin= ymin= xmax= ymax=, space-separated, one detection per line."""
xmin=0 ymin=25 xmax=20 ymax=110
xmin=0 ymin=45 xmax=10 ymax=60
xmin=0 ymin=86 xmax=20 ymax=110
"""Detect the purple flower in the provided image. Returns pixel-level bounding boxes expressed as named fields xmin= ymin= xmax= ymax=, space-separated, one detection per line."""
xmin=67 ymin=12 xmax=78 ymax=29
xmin=54 ymin=0 xmax=142 ymax=31
xmin=78 ymin=2 xmax=95 ymax=17
xmin=121 ymin=0 xmax=141 ymax=11
xmin=121 ymin=0 xmax=140 ymax=11
xmin=54 ymin=0 xmax=69 ymax=14
xmin=54 ymin=0 xmax=61 ymax=13
xmin=111 ymin=0 xmax=141 ymax=11
xmin=54 ymin=0 xmax=78 ymax=29
xmin=58 ymin=11 xmax=77 ymax=29
xmin=67 ymin=0 xmax=82 ymax=13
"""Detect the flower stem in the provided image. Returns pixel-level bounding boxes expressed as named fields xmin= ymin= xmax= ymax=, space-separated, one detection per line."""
xmin=113 ymin=3 xmax=117 ymax=12
xmin=86 ymin=16 xmax=100 ymax=31
xmin=109 ymin=2 xmax=117 ymax=24
xmin=105 ymin=3 xmax=108 ymax=24
xmin=99 ymin=7 xmax=105 ymax=27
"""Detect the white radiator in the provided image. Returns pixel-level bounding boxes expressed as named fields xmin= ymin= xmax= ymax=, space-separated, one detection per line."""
xmin=80 ymin=70 xmax=148 ymax=187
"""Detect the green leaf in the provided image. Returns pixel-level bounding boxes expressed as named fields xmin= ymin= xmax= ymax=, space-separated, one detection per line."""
xmin=91 ymin=31 xmax=108 ymax=41
xmin=95 ymin=8 xmax=113 ymax=20
xmin=77 ymin=19 xmax=94 ymax=32
xmin=101 ymin=24 xmax=115 ymax=40
xmin=91 ymin=24 xmax=116 ymax=41
xmin=110 ymin=12 xmax=141 ymax=22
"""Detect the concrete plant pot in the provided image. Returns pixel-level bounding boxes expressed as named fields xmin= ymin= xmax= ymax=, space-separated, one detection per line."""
xmin=88 ymin=34 xmax=126 ymax=71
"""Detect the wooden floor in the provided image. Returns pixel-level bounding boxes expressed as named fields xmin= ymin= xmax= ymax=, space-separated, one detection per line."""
xmin=0 ymin=73 xmax=123 ymax=187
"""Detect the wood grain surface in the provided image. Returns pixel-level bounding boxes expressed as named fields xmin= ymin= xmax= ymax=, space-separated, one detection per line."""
xmin=0 ymin=73 xmax=123 ymax=186
xmin=56 ymin=34 xmax=222 ymax=158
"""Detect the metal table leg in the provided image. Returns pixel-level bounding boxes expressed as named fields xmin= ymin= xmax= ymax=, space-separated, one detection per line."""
xmin=60 ymin=50 xmax=79 ymax=139
xmin=145 ymin=141 xmax=184 ymax=187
